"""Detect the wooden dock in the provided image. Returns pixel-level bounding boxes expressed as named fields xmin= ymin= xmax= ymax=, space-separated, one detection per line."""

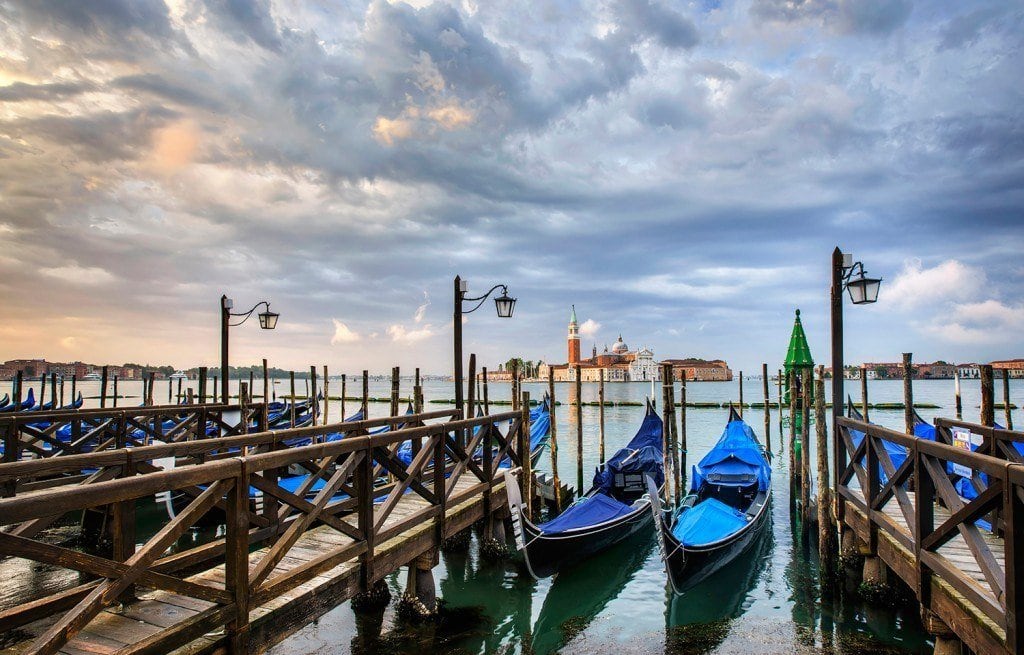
xmin=0 ymin=407 xmax=533 ymax=655
xmin=836 ymin=415 xmax=1024 ymax=655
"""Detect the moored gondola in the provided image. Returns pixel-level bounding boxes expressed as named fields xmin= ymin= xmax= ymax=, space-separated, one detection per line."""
xmin=652 ymin=406 xmax=771 ymax=594
xmin=505 ymin=400 xmax=663 ymax=579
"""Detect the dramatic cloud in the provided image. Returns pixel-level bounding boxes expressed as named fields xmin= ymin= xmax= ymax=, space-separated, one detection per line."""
xmin=0 ymin=0 xmax=1021 ymax=372
xmin=579 ymin=319 xmax=601 ymax=338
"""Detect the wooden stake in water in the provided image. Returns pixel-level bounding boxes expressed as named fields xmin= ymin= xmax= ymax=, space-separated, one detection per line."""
xmin=100 ymin=366 xmax=108 ymax=409
xmin=679 ymin=372 xmax=687 ymax=477
xmin=521 ymin=391 xmax=533 ymax=520
xmin=323 ymin=365 xmax=329 ymax=426
xmin=361 ymin=370 xmax=369 ymax=420
xmin=738 ymin=370 xmax=743 ymax=417
xmin=176 ymin=377 xmax=182 ymax=404
xmin=575 ymin=364 xmax=583 ymax=498
xmin=340 ymin=374 xmax=346 ymax=420
xmin=249 ymin=370 xmax=255 ymax=401
xmin=310 ymin=365 xmax=318 ymax=423
xmin=665 ymin=365 xmax=680 ymax=505
xmin=289 ymin=371 xmax=296 ymax=428
xmin=777 ymin=369 xmax=784 ymax=446
xmin=788 ymin=369 xmax=797 ymax=508
xmin=954 ymin=368 xmax=962 ymax=419
xmin=391 ymin=366 xmax=401 ymax=417
xmin=198 ymin=367 xmax=207 ymax=404
xmin=112 ymin=376 xmax=119 ymax=408
xmin=861 ymin=365 xmax=870 ymax=423
xmin=59 ymin=374 xmax=66 ymax=408
xmin=13 ymin=371 xmax=21 ymax=406
xmin=598 ymin=368 xmax=606 ymax=464
xmin=815 ymin=371 xmax=837 ymax=592
xmin=211 ymin=376 xmax=217 ymax=403
xmin=50 ymin=373 xmax=57 ymax=410
xmin=902 ymin=353 xmax=914 ymax=435
xmin=262 ymin=359 xmax=269 ymax=404
xmin=465 ymin=357 xmax=474 ymax=420
xmin=511 ymin=360 xmax=519 ymax=412
xmin=239 ymin=382 xmax=249 ymax=436
xmin=661 ymin=365 xmax=672 ymax=504
xmin=762 ymin=363 xmax=771 ymax=451
xmin=980 ymin=364 xmax=994 ymax=427
xmin=548 ymin=368 xmax=562 ymax=513
xmin=72 ymin=375 xmax=78 ymax=407
xmin=482 ymin=367 xmax=490 ymax=415
xmin=1003 ymin=368 xmax=1014 ymax=430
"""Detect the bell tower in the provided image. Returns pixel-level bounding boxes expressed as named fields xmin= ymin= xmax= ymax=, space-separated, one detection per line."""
xmin=568 ymin=305 xmax=580 ymax=364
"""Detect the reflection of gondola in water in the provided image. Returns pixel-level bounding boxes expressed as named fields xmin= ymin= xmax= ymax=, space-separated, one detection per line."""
xmin=531 ymin=529 xmax=655 ymax=654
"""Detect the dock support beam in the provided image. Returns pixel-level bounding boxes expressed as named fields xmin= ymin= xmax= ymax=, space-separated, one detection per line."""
xmin=400 ymin=550 xmax=439 ymax=619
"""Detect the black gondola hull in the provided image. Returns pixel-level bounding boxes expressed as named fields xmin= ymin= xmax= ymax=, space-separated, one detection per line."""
xmin=662 ymin=496 xmax=771 ymax=594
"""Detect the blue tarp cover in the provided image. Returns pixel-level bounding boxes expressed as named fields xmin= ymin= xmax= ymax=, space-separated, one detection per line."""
xmin=691 ymin=419 xmax=770 ymax=492
xmin=593 ymin=410 xmax=664 ymax=493
xmin=538 ymin=493 xmax=634 ymax=534
xmin=672 ymin=497 xmax=748 ymax=547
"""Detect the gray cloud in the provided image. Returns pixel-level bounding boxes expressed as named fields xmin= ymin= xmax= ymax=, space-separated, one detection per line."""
xmin=202 ymin=0 xmax=282 ymax=51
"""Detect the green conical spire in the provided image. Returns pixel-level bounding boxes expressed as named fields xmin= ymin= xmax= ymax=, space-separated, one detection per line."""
xmin=570 ymin=304 xmax=577 ymax=324
xmin=784 ymin=309 xmax=814 ymax=368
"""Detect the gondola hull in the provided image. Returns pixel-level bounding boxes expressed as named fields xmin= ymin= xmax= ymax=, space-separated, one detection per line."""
xmin=512 ymin=497 xmax=653 ymax=579
xmin=660 ymin=495 xmax=771 ymax=593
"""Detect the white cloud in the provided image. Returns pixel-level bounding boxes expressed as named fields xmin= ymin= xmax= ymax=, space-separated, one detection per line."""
xmin=923 ymin=299 xmax=1024 ymax=344
xmin=41 ymin=264 xmax=115 ymax=285
xmin=330 ymin=319 xmax=361 ymax=344
xmin=414 ymin=291 xmax=430 ymax=323
xmin=579 ymin=318 xmax=601 ymax=337
xmin=387 ymin=323 xmax=436 ymax=343
xmin=886 ymin=259 xmax=986 ymax=310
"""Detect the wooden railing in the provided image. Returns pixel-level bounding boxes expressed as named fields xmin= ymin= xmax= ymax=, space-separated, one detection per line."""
xmin=0 ymin=409 xmax=527 ymax=655
xmin=836 ymin=416 xmax=1024 ymax=653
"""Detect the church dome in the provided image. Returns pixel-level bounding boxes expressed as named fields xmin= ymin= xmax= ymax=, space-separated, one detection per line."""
xmin=611 ymin=335 xmax=629 ymax=354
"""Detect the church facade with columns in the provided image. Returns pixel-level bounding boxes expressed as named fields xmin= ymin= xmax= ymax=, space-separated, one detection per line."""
xmin=541 ymin=306 xmax=665 ymax=382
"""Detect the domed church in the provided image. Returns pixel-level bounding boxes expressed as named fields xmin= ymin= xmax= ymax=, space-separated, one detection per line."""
xmin=544 ymin=307 xmax=659 ymax=382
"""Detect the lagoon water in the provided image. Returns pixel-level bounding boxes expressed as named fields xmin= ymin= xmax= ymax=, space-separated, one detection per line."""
xmin=4 ymin=376 xmax=1020 ymax=654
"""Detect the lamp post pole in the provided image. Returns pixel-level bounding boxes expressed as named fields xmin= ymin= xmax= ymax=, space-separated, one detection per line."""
xmin=454 ymin=276 xmax=465 ymax=417
xmin=830 ymin=247 xmax=845 ymax=521
xmin=221 ymin=295 xmax=230 ymax=405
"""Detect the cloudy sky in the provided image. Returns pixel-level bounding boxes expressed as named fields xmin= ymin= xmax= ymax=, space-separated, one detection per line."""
xmin=1 ymin=0 xmax=1021 ymax=374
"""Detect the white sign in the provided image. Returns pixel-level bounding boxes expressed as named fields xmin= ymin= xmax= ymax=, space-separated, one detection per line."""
xmin=950 ymin=427 xmax=982 ymax=478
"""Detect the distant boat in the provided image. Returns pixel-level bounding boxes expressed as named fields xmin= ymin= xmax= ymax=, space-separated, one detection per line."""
xmin=81 ymin=372 xmax=101 ymax=381
xmin=169 ymin=371 xmax=189 ymax=380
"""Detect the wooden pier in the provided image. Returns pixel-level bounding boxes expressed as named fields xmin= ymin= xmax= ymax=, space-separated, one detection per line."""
xmin=836 ymin=414 xmax=1024 ymax=655
xmin=0 ymin=406 xmax=531 ymax=655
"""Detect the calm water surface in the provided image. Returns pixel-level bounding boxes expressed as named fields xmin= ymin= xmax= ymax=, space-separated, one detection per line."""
xmin=4 ymin=376 xmax=1020 ymax=654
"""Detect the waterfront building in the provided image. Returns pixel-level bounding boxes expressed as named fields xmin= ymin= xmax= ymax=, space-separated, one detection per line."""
xmin=991 ymin=359 xmax=1024 ymax=378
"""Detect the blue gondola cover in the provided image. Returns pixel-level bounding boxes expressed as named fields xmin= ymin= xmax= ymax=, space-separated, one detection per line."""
xmin=691 ymin=418 xmax=770 ymax=492
xmin=672 ymin=497 xmax=749 ymax=547
xmin=538 ymin=494 xmax=634 ymax=534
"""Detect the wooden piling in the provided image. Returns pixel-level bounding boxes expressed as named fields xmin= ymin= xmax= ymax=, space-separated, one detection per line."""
xmin=262 ymin=359 xmax=269 ymax=404
xmin=598 ymin=369 xmax=606 ymax=464
xmin=776 ymin=369 xmax=783 ymax=447
xmin=1003 ymin=368 xmax=1014 ymax=430
xmin=788 ymin=369 xmax=797 ymax=509
xmin=361 ymin=370 xmax=369 ymax=420
xmin=289 ymin=371 xmax=297 ymax=428
xmin=239 ymin=383 xmax=249 ymax=435
xmin=666 ymin=366 xmax=680 ymax=504
xmin=861 ymin=365 xmax=870 ymax=423
xmin=548 ymin=368 xmax=562 ymax=513
xmin=112 ymin=376 xmax=118 ymax=408
xmin=38 ymin=374 xmax=45 ymax=411
xmin=679 ymin=372 xmax=687 ymax=477
xmin=100 ymin=366 xmax=108 ymax=408
xmin=211 ymin=376 xmax=218 ymax=403
xmin=482 ymin=367 xmax=490 ymax=415
xmin=815 ymin=371 xmax=837 ymax=592
xmin=50 ymin=373 xmax=57 ymax=410
xmin=391 ymin=366 xmax=401 ymax=417
xmin=71 ymin=374 xmax=77 ymax=407
xmin=466 ymin=357 xmax=475 ymax=419
xmin=59 ymin=374 xmax=65 ymax=408
xmin=511 ymin=360 xmax=519 ymax=412
xmin=800 ymin=368 xmax=812 ymax=533
xmin=310 ymin=366 xmax=318 ymax=422
xmin=249 ymin=370 xmax=255 ymax=401
xmin=199 ymin=367 xmax=207 ymax=404
xmin=954 ymin=368 xmax=963 ymax=419
xmin=980 ymin=364 xmax=994 ymax=427
xmin=176 ymin=377 xmax=182 ymax=404
xmin=340 ymin=374 xmax=346 ymax=420
xmin=762 ymin=363 xmax=771 ymax=451
xmin=575 ymin=364 xmax=583 ymax=498
xmin=521 ymin=391 xmax=533 ymax=520
xmin=147 ymin=372 xmax=155 ymax=406
xmin=902 ymin=353 xmax=914 ymax=435
xmin=323 ymin=365 xmax=329 ymax=426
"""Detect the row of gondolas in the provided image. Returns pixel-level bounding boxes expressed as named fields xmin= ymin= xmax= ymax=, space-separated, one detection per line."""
xmin=506 ymin=401 xmax=772 ymax=593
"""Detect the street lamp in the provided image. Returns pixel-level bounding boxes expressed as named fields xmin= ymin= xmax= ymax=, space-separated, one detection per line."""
xmin=221 ymin=295 xmax=279 ymax=404
xmin=830 ymin=248 xmax=882 ymax=520
xmin=453 ymin=275 xmax=516 ymax=417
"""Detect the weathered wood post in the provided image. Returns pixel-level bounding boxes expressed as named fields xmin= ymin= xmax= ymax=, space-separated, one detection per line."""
xmin=340 ymin=374 xmax=346 ymax=421
xmin=661 ymin=364 xmax=672 ymax=504
xmin=38 ymin=374 xmax=45 ymax=411
xmin=954 ymin=368 xmax=962 ymax=419
xmin=50 ymin=373 xmax=57 ymax=410
xmin=1004 ymin=368 xmax=1014 ymax=430
xmin=147 ymin=372 xmax=155 ymax=406
xmin=980 ymin=365 xmax=994 ymax=427
xmin=310 ymin=365 xmax=318 ymax=423
xmin=248 ymin=370 xmax=255 ymax=402
xmin=322 ymin=365 xmax=329 ymax=426
xmin=211 ymin=375 xmax=218 ymax=402
xmin=71 ymin=374 xmax=77 ymax=408
xmin=511 ymin=360 xmax=519 ymax=411
xmin=679 ymin=371 xmax=687 ymax=479
xmin=521 ymin=391 xmax=533 ymax=520
xmin=903 ymin=353 xmax=914 ymax=435
xmin=861 ymin=365 xmax=870 ymax=422
xmin=548 ymin=368 xmax=562 ymax=512
xmin=575 ymin=364 xmax=583 ymax=498
xmin=239 ymin=382 xmax=249 ymax=435
xmin=598 ymin=368 xmax=606 ymax=464
xmin=666 ymin=365 xmax=680 ymax=504
xmin=361 ymin=370 xmax=369 ymax=420
xmin=482 ymin=367 xmax=490 ymax=415
xmin=738 ymin=370 xmax=744 ymax=417
xmin=100 ymin=366 xmax=108 ymax=408
xmin=262 ymin=358 xmax=269 ymax=405
xmin=391 ymin=366 xmax=400 ymax=417
xmin=289 ymin=371 xmax=296 ymax=428
xmin=59 ymin=373 xmax=66 ymax=408
xmin=801 ymin=368 xmax=812 ymax=535
xmin=762 ymin=363 xmax=771 ymax=451
xmin=112 ymin=376 xmax=119 ymax=408
xmin=176 ymin=377 xmax=182 ymax=404
xmin=777 ymin=368 xmax=783 ymax=446
xmin=198 ymin=366 xmax=207 ymax=404
xmin=466 ymin=357 xmax=475 ymax=419
xmin=815 ymin=369 xmax=837 ymax=593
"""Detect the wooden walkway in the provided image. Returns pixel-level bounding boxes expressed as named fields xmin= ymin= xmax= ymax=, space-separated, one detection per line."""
xmin=836 ymin=416 xmax=1024 ymax=655
xmin=0 ymin=408 xmax=533 ymax=655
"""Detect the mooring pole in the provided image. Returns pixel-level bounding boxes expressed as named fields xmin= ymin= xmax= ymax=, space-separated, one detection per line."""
xmin=788 ymin=369 xmax=797 ymax=510
xmin=1003 ymin=368 xmax=1014 ymax=430
xmin=762 ymin=363 xmax=771 ymax=451
xmin=861 ymin=364 xmax=870 ymax=423
xmin=262 ymin=359 xmax=269 ymax=405
xmin=661 ymin=364 xmax=672 ymax=504
xmin=50 ymin=373 xmax=57 ymax=410
xmin=482 ymin=367 xmax=490 ymax=415
xmin=71 ymin=374 xmax=77 ymax=407
xmin=199 ymin=367 xmax=207 ymax=404
xmin=522 ymin=391 xmax=533 ymax=520
xmin=466 ymin=357 xmax=475 ymax=422
xmin=776 ymin=368 xmax=783 ymax=449
xmin=323 ymin=365 xmax=329 ymax=426
xmin=100 ymin=365 xmax=108 ymax=408
xmin=800 ymin=368 xmax=812 ymax=537
xmin=511 ymin=360 xmax=519 ymax=412
xmin=679 ymin=371 xmax=687 ymax=479
xmin=59 ymin=373 xmax=66 ymax=408
xmin=667 ymin=366 xmax=680 ymax=505
xmin=815 ymin=369 xmax=837 ymax=593
xmin=954 ymin=369 xmax=963 ymax=419
xmin=829 ymin=246 xmax=845 ymax=527
xmin=902 ymin=353 xmax=914 ymax=435
xmin=980 ymin=364 xmax=994 ymax=427
xmin=176 ymin=377 xmax=182 ymax=404
xmin=112 ymin=376 xmax=118 ymax=408
xmin=361 ymin=370 xmax=369 ymax=420
xmin=453 ymin=276 xmax=465 ymax=420
xmin=738 ymin=371 xmax=743 ymax=417
xmin=575 ymin=364 xmax=583 ymax=498
xmin=38 ymin=374 xmax=45 ymax=411
xmin=598 ymin=368 xmax=606 ymax=464
xmin=548 ymin=368 xmax=562 ymax=513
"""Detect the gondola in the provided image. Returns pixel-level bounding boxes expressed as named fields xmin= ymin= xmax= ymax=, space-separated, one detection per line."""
xmin=0 ymin=393 xmax=9 ymax=409
xmin=651 ymin=406 xmax=771 ymax=594
xmin=0 ymin=388 xmax=35 ymax=413
xmin=506 ymin=400 xmax=663 ymax=579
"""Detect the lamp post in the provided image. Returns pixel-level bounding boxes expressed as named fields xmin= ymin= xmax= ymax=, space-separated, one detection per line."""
xmin=830 ymin=247 xmax=882 ymax=514
xmin=221 ymin=294 xmax=279 ymax=405
xmin=453 ymin=275 xmax=516 ymax=417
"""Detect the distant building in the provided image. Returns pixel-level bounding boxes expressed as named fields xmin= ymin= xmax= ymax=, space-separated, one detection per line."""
xmin=957 ymin=364 xmax=980 ymax=379
xmin=991 ymin=359 xmax=1024 ymax=378
xmin=540 ymin=307 xmax=730 ymax=382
